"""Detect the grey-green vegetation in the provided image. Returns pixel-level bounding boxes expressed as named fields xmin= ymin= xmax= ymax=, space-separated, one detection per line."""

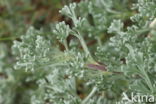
xmin=1 ymin=0 xmax=156 ymax=104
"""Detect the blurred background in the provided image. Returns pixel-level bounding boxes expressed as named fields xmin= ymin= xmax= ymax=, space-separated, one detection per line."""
xmin=0 ymin=0 xmax=81 ymax=44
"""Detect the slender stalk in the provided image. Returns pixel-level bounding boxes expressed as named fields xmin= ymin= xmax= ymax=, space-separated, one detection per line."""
xmin=142 ymin=69 xmax=154 ymax=93
xmin=81 ymin=87 xmax=97 ymax=104
xmin=76 ymin=32 xmax=93 ymax=60
xmin=63 ymin=39 xmax=69 ymax=51
xmin=77 ymin=34 xmax=90 ymax=56
xmin=137 ymin=65 xmax=154 ymax=93
xmin=0 ymin=37 xmax=16 ymax=41
xmin=96 ymin=36 xmax=102 ymax=47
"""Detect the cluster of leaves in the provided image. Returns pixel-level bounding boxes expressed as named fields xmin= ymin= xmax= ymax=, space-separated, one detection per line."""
xmin=1 ymin=0 xmax=156 ymax=104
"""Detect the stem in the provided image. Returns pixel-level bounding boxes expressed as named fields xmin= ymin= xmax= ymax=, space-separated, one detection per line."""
xmin=81 ymin=87 xmax=97 ymax=104
xmin=96 ymin=36 xmax=102 ymax=47
xmin=78 ymin=35 xmax=90 ymax=56
xmin=0 ymin=37 xmax=16 ymax=41
xmin=137 ymin=65 xmax=154 ymax=93
xmin=142 ymin=69 xmax=154 ymax=93
xmin=76 ymin=32 xmax=93 ymax=60
xmin=38 ymin=63 xmax=67 ymax=70
xmin=63 ymin=39 xmax=69 ymax=51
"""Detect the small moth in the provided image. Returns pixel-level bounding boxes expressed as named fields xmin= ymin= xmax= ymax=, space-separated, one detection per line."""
xmin=86 ymin=63 xmax=107 ymax=71
xmin=86 ymin=62 xmax=123 ymax=74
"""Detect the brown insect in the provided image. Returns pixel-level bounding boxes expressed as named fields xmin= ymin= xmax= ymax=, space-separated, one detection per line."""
xmin=86 ymin=62 xmax=123 ymax=74
xmin=86 ymin=63 xmax=107 ymax=71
